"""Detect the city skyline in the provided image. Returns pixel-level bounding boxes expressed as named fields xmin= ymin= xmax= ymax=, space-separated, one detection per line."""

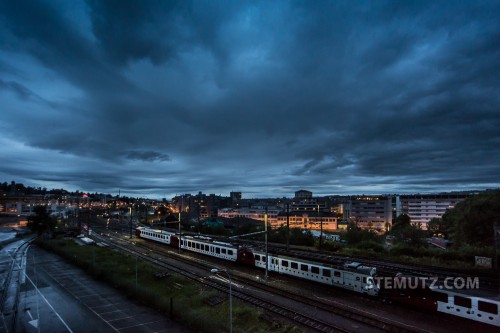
xmin=1 ymin=1 xmax=499 ymax=199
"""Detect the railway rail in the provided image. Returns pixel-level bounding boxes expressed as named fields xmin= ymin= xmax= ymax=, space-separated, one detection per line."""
xmin=93 ymin=228 xmax=428 ymax=333
xmin=221 ymin=238 xmax=500 ymax=292
xmin=92 ymin=232 xmax=356 ymax=333
xmin=92 ymin=222 xmax=499 ymax=330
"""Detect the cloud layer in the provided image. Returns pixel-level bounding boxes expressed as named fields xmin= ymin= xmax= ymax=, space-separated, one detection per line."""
xmin=1 ymin=0 xmax=499 ymax=198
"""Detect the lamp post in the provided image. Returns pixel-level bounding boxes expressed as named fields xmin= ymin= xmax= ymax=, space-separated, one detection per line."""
xmin=210 ymin=268 xmax=232 ymax=333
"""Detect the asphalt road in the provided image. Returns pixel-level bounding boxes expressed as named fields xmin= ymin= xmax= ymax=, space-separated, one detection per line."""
xmin=15 ymin=245 xmax=191 ymax=333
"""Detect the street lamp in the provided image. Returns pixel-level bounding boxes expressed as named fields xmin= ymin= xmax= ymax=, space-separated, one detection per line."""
xmin=210 ymin=268 xmax=232 ymax=333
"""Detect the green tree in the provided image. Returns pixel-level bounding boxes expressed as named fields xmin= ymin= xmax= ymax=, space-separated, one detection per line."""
xmin=391 ymin=214 xmax=411 ymax=231
xmin=390 ymin=214 xmax=426 ymax=247
xmin=427 ymin=218 xmax=445 ymax=237
xmin=344 ymin=223 xmax=380 ymax=245
xmin=442 ymin=190 xmax=500 ymax=247
xmin=289 ymin=228 xmax=315 ymax=246
xmin=27 ymin=206 xmax=56 ymax=235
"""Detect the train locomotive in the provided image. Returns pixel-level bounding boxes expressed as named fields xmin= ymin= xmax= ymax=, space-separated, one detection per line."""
xmin=135 ymin=227 xmax=500 ymax=328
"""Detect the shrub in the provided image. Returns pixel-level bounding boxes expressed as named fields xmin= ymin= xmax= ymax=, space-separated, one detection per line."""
xmin=320 ymin=241 xmax=344 ymax=252
xmin=354 ymin=240 xmax=386 ymax=253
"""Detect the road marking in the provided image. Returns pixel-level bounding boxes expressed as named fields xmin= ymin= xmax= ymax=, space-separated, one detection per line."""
xmin=25 ymin=309 xmax=38 ymax=329
xmin=39 ymin=265 xmax=120 ymax=332
xmin=24 ymin=268 xmax=75 ymax=333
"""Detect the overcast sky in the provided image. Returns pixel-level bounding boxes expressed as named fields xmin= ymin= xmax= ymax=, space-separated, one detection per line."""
xmin=1 ymin=1 xmax=499 ymax=199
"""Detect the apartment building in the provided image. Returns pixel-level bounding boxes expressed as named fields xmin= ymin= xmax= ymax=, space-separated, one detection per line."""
xmin=344 ymin=196 xmax=393 ymax=232
xmin=217 ymin=207 xmax=280 ymax=225
xmin=274 ymin=212 xmax=337 ymax=231
xmin=399 ymin=194 xmax=468 ymax=229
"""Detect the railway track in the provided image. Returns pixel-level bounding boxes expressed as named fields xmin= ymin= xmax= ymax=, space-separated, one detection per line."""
xmin=93 ymin=231 xmax=353 ymax=333
xmin=94 ymin=228 xmax=426 ymax=333
xmin=228 ymin=239 xmax=500 ymax=292
xmin=0 ymin=235 xmax=36 ymax=333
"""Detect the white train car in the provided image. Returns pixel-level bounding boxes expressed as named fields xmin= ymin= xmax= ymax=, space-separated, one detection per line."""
xmin=179 ymin=236 xmax=238 ymax=262
xmin=253 ymin=252 xmax=378 ymax=296
xmin=136 ymin=227 xmax=174 ymax=245
xmin=431 ymin=289 xmax=499 ymax=327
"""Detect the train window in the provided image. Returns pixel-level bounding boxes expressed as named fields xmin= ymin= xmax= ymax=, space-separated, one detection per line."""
xmin=255 ymin=255 xmax=260 ymax=261
xmin=311 ymin=266 xmax=320 ymax=274
xmin=228 ymin=250 xmax=233 ymax=255
xmin=478 ymin=301 xmax=498 ymax=314
xmin=301 ymin=264 xmax=308 ymax=272
xmin=363 ymin=277 xmax=367 ymax=283
xmin=262 ymin=256 xmax=266 ymax=263
xmin=454 ymin=296 xmax=471 ymax=308
xmin=322 ymin=269 xmax=331 ymax=277
xmin=188 ymin=241 xmax=192 ymax=247
xmin=216 ymin=247 xmax=220 ymax=254
xmin=291 ymin=262 xmax=298 ymax=269
xmin=222 ymin=249 xmax=227 ymax=254
xmin=431 ymin=291 xmax=448 ymax=303
xmin=205 ymin=245 xmax=209 ymax=251
xmin=334 ymin=271 xmax=341 ymax=278
xmin=282 ymin=260 xmax=289 ymax=267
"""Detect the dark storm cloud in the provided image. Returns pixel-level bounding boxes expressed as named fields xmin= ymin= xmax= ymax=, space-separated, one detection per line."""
xmin=0 ymin=0 xmax=499 ymax=197
xmin=124 ymin=150 xmax=171 ymax=162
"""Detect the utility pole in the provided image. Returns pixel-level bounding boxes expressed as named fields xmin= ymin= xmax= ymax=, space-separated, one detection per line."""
xmin=197 ymin=201 xmax=201 ymax=234
xmin=286 ymin=202 xmax=290 ymax=252
xmin=319 ymin=203 xmax=323 ymax=249
xmin=129 ymin=206 xmax=133 ymax=238
xmin=178 ymin=210 xmax=181 ymax=254
xmin=177 ymin=195 xmax=184 ymax=254
xmin=494 ymin=221 xmax=499 ymax=270
xmin=265 ymin=206 xmax=268 ymax=282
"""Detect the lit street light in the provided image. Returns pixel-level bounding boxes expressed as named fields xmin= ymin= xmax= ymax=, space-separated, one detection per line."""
xmin=210 ymin=268 xmax=232 ymax=333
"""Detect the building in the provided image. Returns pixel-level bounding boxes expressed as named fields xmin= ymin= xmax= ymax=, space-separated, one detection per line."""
xmin=229 ymin=191 xmax=242 ymax=201
xmin=399 ymin=194 xmax=468 ymax=230
xmin=274 ymin=212 xmax=337 ymax=231
xmin=217 ymin=207 xmax=280 ymax=225
xmin=344 ymin=196 xmax=393 ymax=232
xmin=294 ymin=190 xmax=313 ymax=200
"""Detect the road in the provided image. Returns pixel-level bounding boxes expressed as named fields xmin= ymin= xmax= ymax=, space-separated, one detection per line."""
xmin=1 ymin=236 xmax=191 ymax=333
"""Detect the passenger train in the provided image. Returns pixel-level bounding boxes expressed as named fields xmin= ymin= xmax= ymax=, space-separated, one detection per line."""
xmin=136 ymin=227 xmax=500 ymax=328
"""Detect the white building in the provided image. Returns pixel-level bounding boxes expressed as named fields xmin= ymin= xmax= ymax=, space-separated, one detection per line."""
xmin=399 ymin=194 xmax=468 ymax=230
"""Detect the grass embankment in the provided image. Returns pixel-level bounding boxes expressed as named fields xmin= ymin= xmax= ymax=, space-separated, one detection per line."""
xmin=36 ymin=238 xmax=298 ymax=333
